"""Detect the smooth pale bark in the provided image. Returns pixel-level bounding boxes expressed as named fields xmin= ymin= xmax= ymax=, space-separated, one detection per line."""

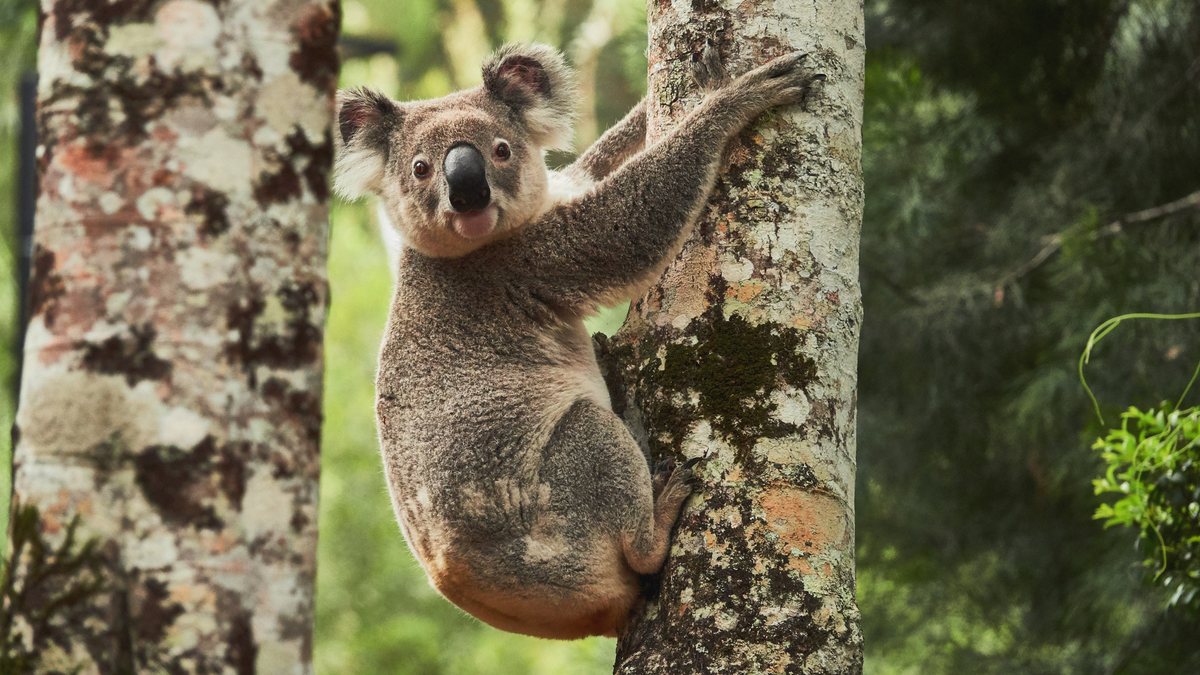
xmin=609 ymin=0 xmax=864 ymax=672
xmin=5 ymin=1 xmax=337 ymax=671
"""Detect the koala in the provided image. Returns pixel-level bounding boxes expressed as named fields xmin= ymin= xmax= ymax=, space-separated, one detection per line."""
xmin=334 ymin=43 xmax=823 ymax=639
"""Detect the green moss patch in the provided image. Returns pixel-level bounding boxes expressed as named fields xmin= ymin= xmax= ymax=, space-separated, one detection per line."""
xmin=628 ymin=274 xmax=817 ymax=458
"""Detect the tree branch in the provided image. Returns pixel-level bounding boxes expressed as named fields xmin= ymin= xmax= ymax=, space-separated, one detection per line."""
xmin=996 ymin=189 xmax=1200 ymax=293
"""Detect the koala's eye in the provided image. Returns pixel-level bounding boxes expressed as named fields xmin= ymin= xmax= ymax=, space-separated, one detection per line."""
xmin=413 ymin=160 xmax=430 ymax=178
xmin=494 ymin=142 xmax=511 ymax=161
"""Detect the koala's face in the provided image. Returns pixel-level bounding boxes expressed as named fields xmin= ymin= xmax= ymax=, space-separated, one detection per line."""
xmin=382 ymin=96 xmax=550 ymax=257
xmin=335 ymin=44 xmax=577 ymax=258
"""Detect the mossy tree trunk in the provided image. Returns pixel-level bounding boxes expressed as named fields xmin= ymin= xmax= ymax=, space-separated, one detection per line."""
xmin=609 ymin=0 xmax=864 ymax=671
xmin=5 ymin=0 xmax=338 ymax=671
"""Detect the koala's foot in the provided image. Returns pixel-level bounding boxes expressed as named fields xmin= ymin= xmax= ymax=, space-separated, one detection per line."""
xmin=664 ymin=456 xmax=703 ymax=507
xmin=623 ymin=457 xmax=703 ymax=575
xmin=690 ymin=40 xmax=727 ymax=91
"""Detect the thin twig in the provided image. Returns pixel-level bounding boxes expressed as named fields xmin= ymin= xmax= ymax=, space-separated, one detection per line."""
xmin=996 ymin=189 xmax=1200 ymax=292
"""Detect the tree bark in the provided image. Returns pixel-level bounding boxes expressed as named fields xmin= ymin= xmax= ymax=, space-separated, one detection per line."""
xmin=5 ymin=1 xmax=338 ymax=671
xmin=610 ymin=0 xmax=864 ymax=672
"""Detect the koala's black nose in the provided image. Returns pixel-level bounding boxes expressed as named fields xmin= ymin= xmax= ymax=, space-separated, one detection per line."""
xmin=444 ymin=144 xmax=491 ymax=212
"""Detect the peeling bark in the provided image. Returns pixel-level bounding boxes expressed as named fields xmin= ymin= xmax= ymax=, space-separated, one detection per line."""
xmin=5 ymin=1 xmax=338 ymax=672
xmin=610 ymin=0 xmax=864 ymax=672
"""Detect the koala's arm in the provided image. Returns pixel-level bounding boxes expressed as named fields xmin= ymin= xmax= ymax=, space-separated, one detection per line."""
xmin=565 ymin=98 xmax=647 ymax=182
xmin=508 ymin=52 xmax=821 ymax=310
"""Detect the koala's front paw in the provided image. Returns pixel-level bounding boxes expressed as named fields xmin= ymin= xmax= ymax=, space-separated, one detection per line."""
xmin=700 ymin=49 xmax=825 ymax=134
xmin=739 ymin=50 xmax=826 ymax=110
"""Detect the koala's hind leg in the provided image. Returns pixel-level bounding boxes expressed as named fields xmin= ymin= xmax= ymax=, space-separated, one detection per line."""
xmin=544 ymin=401 xmax=700 ymax=578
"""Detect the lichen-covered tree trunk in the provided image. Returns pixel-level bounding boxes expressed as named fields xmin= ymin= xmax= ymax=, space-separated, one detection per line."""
xmin=609 ymin=0 xmax=864 ymax=672
xmin=4 ymin=1 xmax=338 ymax=671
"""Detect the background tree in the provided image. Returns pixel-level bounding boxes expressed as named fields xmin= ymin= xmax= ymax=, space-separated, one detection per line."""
xmin=0 ymin=0 xmax=37 ymax=550
xmin=2 ymin=0 xmax=337 ymax=670
xmin=607 ymin=0 xmax=864 ymax=672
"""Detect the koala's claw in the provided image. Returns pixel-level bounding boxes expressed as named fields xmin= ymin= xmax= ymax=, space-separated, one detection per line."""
xmin=703 ymin=49 xmax=824 ymax=124
xmin=651 ymin=457 xmax=676 ymax=496
xmin=676 ymin=457 xmax=705 ymax=489
xmin=691 ymin=40 xmax=727 ymax=91
xmin=654 ymin=457 xmax=678 ymax=475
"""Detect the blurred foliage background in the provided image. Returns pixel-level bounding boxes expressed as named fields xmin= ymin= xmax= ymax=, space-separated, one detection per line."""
xmin=2 ymin=0 xmax=1199 ymax=672
xmin=0 ymin=0 xmax=35 ymax=564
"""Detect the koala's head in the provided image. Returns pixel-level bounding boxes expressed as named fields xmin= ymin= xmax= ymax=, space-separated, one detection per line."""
xmin=334 ymin=43 xmax=577 ymax=258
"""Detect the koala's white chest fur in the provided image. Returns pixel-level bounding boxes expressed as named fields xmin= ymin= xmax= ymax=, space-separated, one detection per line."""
xmin=544 ymin=167 xmax=595 ymax=206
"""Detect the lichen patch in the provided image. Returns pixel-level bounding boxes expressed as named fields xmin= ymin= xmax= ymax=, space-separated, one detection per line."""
xmin=259 ymin=71 xmax=330 ymax=140
xmin=154 ymin=0 xmax=222 ymax=72
xmin=18 ymin=370 xmax=160 ymax=457
xmin=178 ymin=128 xmax=254 ymax=195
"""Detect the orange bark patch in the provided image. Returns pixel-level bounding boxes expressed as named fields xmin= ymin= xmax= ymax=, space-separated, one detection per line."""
xmin=58 ymin=142 xmax=122 ymax=188
xmin=43 ymin=489 xmax=72 ymax=535
xmin=169 ymin=584 xmax=194 ymax=605
xmin=731 ymin=282 xmax=764 ymax=303
xmin=791 ymin=313 xmax=819 ymax=329
xmin=151 ymin=125 xmax=179 ymax=146
xmin=211 ymin=530 xmax=238 ymax=554
xmin=42 ymin=512 xmax=63 ymax=536
xmin=761 ymin=487 xmax=847 ymax=555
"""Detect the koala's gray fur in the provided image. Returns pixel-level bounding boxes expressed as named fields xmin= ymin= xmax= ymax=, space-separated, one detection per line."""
xmin=334 ymin=43 xmax=823 ymax=639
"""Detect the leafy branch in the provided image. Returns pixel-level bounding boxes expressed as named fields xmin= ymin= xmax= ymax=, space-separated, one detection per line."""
xmin=1081 ymin=313 xmax=1200 ymax=611
xmin=1092 ymin=406 xmax=1200 ymax=609
xmin=1 ymin=502 xmax=106 ymax=673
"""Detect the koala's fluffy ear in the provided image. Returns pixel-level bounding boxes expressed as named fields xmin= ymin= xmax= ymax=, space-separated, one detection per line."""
xmin=334 ymin=87 xmax=403 ymax=199
xmin=482 ymin=43 xmax=577 ymax=151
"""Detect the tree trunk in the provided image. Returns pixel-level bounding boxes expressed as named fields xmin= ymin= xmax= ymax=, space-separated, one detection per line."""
xmin=609 ymin=0 xmax=864 ymax=672
xmin=4 ymin=1 xmax=338 ymax=671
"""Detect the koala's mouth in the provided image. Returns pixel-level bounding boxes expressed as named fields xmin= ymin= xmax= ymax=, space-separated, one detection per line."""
xmin=449 ymin=205 xmax=499 ymax=240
